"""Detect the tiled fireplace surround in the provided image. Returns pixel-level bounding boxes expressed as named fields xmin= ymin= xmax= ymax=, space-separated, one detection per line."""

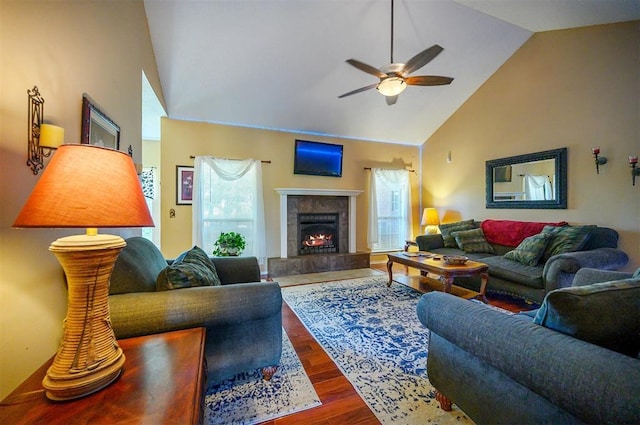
xmin=267 ymin=188 xmax=370 ymax=277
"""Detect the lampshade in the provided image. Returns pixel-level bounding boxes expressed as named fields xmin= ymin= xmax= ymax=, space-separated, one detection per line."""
xmin=14 ymin=144 xmax=153 ymax=228
xmin=421 ymin=208 xmax=440 ymax=226
xmin=377 ymin=77 xmax=407 ymax=97
xmin=39 ymin=124 xmax=64 ymax=149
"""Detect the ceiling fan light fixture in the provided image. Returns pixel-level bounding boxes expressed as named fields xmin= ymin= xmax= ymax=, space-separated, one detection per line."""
xmin=377 ymin=77 xmax=406 ymax=97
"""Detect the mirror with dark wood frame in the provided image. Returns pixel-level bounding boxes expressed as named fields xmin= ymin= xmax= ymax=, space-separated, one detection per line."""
xmin=486 ymin=147 xmax=567 ymax=209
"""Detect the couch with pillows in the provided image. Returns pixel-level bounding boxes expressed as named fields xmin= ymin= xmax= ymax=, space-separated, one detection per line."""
xmin=108 ymin=237 xmax=283 ymax=383
xmin=416 ymin=267 xmax=640 ymax=424
xmin=414 ymin=219 xmax=629 ymax=303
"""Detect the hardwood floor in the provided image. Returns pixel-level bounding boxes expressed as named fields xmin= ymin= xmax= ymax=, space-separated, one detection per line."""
xmin=260 ymin=264 xmax=537 ymax=424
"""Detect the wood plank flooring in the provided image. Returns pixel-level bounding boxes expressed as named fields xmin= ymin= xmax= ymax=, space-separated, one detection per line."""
xmin=259 ymin=264 xmax=535 ymax=424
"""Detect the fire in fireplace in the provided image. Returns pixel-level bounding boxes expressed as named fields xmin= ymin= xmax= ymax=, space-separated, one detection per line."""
xmin=298 ymin=213 xmax=339 ymax=255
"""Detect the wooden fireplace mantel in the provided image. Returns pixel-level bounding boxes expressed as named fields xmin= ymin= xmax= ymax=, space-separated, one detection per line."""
xmin=274 ymin=188 xmax=363 ymax=258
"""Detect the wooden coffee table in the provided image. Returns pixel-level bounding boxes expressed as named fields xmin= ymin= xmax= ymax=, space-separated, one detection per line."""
xmin=387 ymin=252 xmax=489 ymax=303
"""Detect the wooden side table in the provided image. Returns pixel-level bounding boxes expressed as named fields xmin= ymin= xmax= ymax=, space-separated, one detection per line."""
xmin=0 ymin=327 xmax=207 ymax=425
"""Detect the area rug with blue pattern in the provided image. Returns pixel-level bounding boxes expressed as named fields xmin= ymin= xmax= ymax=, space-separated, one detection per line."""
xmin=204 ymin=330 xmax=321 ymax=424
xmin=282 ymin=276 xmax=476 ymax=425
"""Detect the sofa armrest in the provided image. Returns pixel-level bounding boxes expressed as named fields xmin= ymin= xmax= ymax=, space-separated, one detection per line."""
xmin=415 ymin=234 xmax=445 ymax=251
xmin=542 ymin=247 xmax=629 ymax=292
xmin=417 ymin=292 xmax=640 ymax=424
xmin=109 ymin=282 xmax=281 ymax=339
xmin=211 ymin=256 xmax=261 ymax=284
xmin=571 ymin=267 xmax=634 ymax=286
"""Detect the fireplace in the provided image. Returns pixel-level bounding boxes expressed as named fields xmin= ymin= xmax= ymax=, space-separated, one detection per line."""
xmin=298 ymin=213 xmax=339 ymax=255
xmin=268 ymin=188 xmax=369 ymax=277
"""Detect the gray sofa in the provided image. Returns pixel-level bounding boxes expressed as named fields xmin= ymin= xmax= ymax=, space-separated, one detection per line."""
xmin=417 ymin=267 xmax=640 ymax=424
xmin=415 ymin=220 xmax=628 ymax=303
xmin=108 ymin=237 xmax=283 ymax=383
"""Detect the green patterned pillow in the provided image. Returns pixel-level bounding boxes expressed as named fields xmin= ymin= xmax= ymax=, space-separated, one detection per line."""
xmin=452 ymin=228 xmax=495 ymax=254
xmin=542 ymin=225 xmax=593 ymax=261
xmin=439 ymin=219 xmax=475 ymax=248
xmin=504 ymin=233 xmax=553 ymax=266
xmin=156 ymin=246 xmax=221 ymax=290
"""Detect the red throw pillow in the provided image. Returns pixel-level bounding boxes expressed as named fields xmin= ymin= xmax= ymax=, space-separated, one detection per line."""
xmin=481 ymin=219 xmax=568 ymax=247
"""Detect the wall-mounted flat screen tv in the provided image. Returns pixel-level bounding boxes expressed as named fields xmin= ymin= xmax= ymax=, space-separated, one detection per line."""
xmin=293 ymin=139 xmax=343 ymax=177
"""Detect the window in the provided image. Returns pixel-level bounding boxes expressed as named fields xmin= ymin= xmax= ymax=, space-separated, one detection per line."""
xmin=367 ymin=169 xmax=412 ymax=252
xmin=193 ymin=157 xmax=265 ymax=263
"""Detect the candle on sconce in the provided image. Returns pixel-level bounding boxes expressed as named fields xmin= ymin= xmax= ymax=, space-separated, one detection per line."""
xmin=592 ymin=147 xmax=600 ymax=155
xmin=630 ymin=156 xmax=638 ymax=165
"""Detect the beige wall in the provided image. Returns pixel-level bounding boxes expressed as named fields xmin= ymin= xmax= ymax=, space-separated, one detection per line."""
xmin=160 ymin=118 xmax=422 ymax=259
xmin=422 ymin=22 xmax=640 ymax=271
xmin=0 ymin=1 xmax=163 ymax=398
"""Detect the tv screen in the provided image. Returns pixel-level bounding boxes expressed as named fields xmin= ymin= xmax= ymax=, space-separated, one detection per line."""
xmin=294 ymin=140 xmax=343 ymax=177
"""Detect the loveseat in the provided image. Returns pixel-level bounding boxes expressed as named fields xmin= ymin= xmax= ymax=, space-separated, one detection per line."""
xmin=108 ymin=237 xmax=283 ymax=383
xmin=417 ymin=267 xmax=640 ymax=424
xmin=414 ymin=219 xmax=628 ymax=303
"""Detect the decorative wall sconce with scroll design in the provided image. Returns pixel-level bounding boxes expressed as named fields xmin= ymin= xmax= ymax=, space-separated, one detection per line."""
xmin=27 ymin=86 xmax=64 ymax=175
xmin=630 ymin=155 xmax=639 ymax=186
xmin=591 ymin=147 xmax=607 ymax=174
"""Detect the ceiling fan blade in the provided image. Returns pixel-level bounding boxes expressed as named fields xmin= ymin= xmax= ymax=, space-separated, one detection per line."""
xmin=385 ymin=95 xmax=398 ymax=106
xmin=338 ymin=83 xmax=379 ymax=98
xmin=346 ymin=59 xmax=387 ymax=79
xmin=402 ymin=44 xmax=444 ymax=75
xmin=405 ymin=75 xmax=454 ymax=86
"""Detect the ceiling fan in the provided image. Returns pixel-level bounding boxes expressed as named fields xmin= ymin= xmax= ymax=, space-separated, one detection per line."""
xmin=338 ymin=0 xmax=453 ymax=105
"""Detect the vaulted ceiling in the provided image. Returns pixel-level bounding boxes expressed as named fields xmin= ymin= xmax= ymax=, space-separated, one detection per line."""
xmin=142 ymin=0 xmax=640 ymax=145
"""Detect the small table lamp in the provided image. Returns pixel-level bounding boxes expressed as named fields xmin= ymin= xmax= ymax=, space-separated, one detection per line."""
xmin=13 ymin=144 xmax=154 ymax=401
xmin=421 ymin=208 xmax=440 ymax=235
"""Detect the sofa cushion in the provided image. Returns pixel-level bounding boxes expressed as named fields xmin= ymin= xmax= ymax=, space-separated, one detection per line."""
xmin=452 ymin=228 xmax=495 ymax=254
xmin=110 ymin=237 xmax=168 ymax=294
xmin=439 ymin=219 xmax=475 ymax=248
xmin=157 ymin=246 xmax=221 ymax=291
xmin=482 ymin=256 xmax=544 ymax=289
xmin=541 ymin=225 xmax=593 ymax=261
xmin=533 ymin=279 xmax=640 ymax=357
xmin=481 ymin=219 xmax=567 ymax=247
xmin=503 ymin=233 xmax=554 ymax=266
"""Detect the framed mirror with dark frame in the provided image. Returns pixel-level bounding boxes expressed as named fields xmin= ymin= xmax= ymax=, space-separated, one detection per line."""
xmin=81 ymin=95 xmax=120 ymax=150
xmin=486 ymin=147 xmax=567 ymax=209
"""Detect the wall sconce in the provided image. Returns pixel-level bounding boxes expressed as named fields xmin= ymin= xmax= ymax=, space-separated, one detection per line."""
xmin=421 ymin=207 xmax=440 ymax=235
xmin=27 ymin=86 xmax=64 ymax=175
xmin=630 ymin=155 xmax=639 ymax=186
xmin=592 ymin=147 xmax=607 ymax=174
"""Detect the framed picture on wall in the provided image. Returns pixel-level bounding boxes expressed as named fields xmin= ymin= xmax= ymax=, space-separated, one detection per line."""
xmin=176 ymin=165 xmax=194 ymax=205
xmin=81 ymin=95 xmax=120 ymax=149
xmin=494 ymin=165 xmax=512 ymax=183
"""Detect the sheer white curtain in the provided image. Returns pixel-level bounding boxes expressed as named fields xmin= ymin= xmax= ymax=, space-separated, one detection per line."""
xmin=367 ymin=168 xmax=412 ymax=251
xmin=193 ymin=157 xmax=266 ymax=264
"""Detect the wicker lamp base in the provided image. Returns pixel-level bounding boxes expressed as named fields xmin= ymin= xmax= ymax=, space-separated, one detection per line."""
xmin=43 ymin=234 xmax=127 ymax=401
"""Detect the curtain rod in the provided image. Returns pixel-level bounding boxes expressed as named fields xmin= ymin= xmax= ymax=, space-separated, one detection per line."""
xmin=189 ymin=155 xmax=271 ymax=164
xmin=364 ymin=167 xmax=416 ymax=173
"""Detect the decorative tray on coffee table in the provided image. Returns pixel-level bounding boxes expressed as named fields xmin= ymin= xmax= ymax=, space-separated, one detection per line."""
xmin=442 ymin=255 xmax=469 ymax=265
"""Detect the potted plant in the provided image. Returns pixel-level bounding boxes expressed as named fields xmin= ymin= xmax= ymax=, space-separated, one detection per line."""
xmin=212 ymin=231 xmax=246 ymax=256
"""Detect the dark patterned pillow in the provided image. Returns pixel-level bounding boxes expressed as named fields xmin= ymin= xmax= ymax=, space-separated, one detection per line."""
xmin=156 ymin=246 xmax=221 ymax=291
xmin=542 ymin=225 xmax=593 ymax=261
xmin=439 ymin=219 xmax=475 ymax=248
xmin=452 ymin=228 xmax=495 ymax=254
xmin=504 ymin=233 xmax=553 ymax=266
